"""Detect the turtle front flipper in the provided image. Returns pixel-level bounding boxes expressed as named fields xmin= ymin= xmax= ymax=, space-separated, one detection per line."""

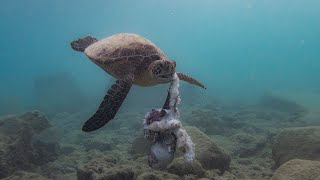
xmin=177 ymin=72 xmax=207 ymax=89
xmin=82 ymin=78 xmax=133 ymax=132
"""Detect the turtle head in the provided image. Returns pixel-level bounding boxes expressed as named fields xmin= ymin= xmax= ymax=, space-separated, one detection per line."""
xmin=149 ymin=60 xmax=176 ymax=83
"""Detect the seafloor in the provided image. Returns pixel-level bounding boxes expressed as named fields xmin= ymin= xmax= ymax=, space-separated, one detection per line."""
xmin=0 ymin=83 xmax=320 ymax=180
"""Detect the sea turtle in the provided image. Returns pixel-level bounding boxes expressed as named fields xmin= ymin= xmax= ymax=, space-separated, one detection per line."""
xmin=70 ymin=33 xmax=206 ymax=132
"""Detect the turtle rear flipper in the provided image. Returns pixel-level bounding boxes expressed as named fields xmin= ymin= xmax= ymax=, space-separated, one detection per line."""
xmin=177 ymin=72 xmax=207 ymax=89
xmin=82 ymin=78 xmax=132 ymax=132
xmin=70 ymin=36 xmax=98 ymax=52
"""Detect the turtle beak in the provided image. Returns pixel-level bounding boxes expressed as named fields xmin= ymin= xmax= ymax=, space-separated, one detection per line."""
xmin=158 ymin=73 xmax=174 ymax=79
xmin=158 ymin=61 xmax=176 ymax=79
xmin=151 ymin=60 xmax=176 ymax=81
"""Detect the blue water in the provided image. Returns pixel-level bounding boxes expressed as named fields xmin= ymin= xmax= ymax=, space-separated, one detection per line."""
xmin=1 ymin=1 xmax=320 ymax=179
xmin=1 ymin=0 xmax=319 ymax=112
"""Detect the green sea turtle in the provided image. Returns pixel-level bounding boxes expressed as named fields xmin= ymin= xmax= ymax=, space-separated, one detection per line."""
xmin=70 ymin=33 xmax=206 ymax=132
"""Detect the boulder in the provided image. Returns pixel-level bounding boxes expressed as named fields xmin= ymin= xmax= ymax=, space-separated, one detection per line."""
xmin=272 ymin=159 xmax=320 ymax=180
xmin=1 ymin=171 xmax=50 ymax=180
xmin=167 ymin=157 xmax=205 ymax=177
xmin=181 ymin=174 xmax=197 ymax=180
xmin=137 ymin=172 xmax=180 ymax=180
xmin=0 ymin=111 xmax=59 ymax=178
xmin=185 ymin=126 xmax=231 ymax=174
xmin=77 ymin=157 xmax=139 ymax=180
xmin=76 ymin=154 xmax=181 ymax=180
xmin=44 ymin=150 xmax=115 ymax=178
xmin=0 ymin=111 xmax=50 ymax=135
xmin=272 ymin=126 xmax=320 ymax=167
xmin=205 ymin=169 xmax=237 ymax=180
xmin=77 ymin=164 xmax=137 ymax=180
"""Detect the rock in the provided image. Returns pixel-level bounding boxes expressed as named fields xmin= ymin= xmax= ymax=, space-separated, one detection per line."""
xmin=182 ymin=174 xmax=197 ymax=180
xmin=18 ymin=111 xmax=51 ymax=133
xmin=271 ymin=159 xmax=320 ymax=180
xmin=205 ymin=170 xmax=237 ymax=180
xmin=185 ymin=126 xmax=231 ymax=173
xmin=1 ymin=171 xmax=50 ymax=180
xmin=77 ymin=164 xmax=138 ymax=180
xmin=77 ymin=157 xmax=138 ymax=180
xmin=53 ymin=173 xmax=77 ymax=180
xmin=76 ymin=153 xmax=181 ymax=180
xmin=272 ymin=126 xmax=320 ymax=167
xmin=44 ymin=150 xmax=116 ymax=178
xmin=137 ymin=172 xmax=180 ymax=180
xmin=0 ymin=111 xmax=59 ymax=179
xmin=0 ymin=111 xmax=50 ymax=135
xmin=167 ymin=157 xmax=205 ymax=177
xmin=136 ymin=173 xmax=164 ymax=180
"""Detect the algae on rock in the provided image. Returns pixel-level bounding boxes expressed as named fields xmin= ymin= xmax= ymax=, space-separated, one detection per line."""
xmin=1 ymin=171 xmax=50 ymax=180
xmin=0 ymin=111 xmax=60 ymax=179
xmin=184 ymin=126 xmax=231 ymax=174
xmin=272 ymin=126 xmax=320 ymax=167
xmin=272 ymin=159 xmax=320 ymax=180
xmin=167 ymin=157 xmax=205 ymax=177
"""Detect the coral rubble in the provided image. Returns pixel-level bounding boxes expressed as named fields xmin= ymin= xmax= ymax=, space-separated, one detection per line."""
xmin=1 ymin=171 xmax=50 ymax=180
xmin=0 ymin=111 xmax=59 ymax=179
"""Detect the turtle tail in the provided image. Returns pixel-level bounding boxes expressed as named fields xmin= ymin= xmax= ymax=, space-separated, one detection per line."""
xmin=70 ymin=36 xmax=98 ymax=52
xmin=177 ymin=72 xmax=207 ymax=89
